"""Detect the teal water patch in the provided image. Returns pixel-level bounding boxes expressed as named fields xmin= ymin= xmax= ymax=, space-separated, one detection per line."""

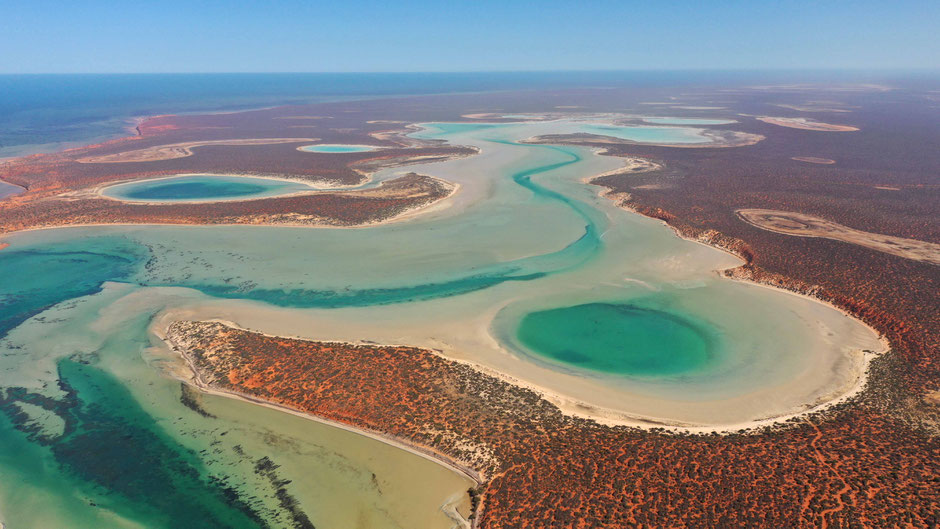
xmin=299 ymin=144 xmax=378 ymax=153
xmin=516 ymin=303 xmax=718 ymax=376
xmin=641 ymin=117 xmax=735 ymax=125
xmin=123 ymin=181 xmax=268 ymax=201
xmin=579 ymin=124 xmax=711 ymax=144
xmin=173 ymin=142 xmax=604 ymax=309
xmin=101 ymin=175 xmax=310 ymax=203
xmin=0 ymin=238 xmax=142 ymax=337
xmin=413 ymin=122 xmax=502 ymax=137
xmin=3 ymin=133 xmax=605 ymax=318
xmin=4 ymin=133 xmax=604 ymax=324
xmin=0 ymin=359 xmax=267 ymax=528
xmin=191 ymin=268 xmax=546 ymax=308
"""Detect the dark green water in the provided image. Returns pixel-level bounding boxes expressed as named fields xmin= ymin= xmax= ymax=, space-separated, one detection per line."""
xmin=0 ymin=359 xmax=268 ymax=529
xmin=0 ymin=238 xmax=142 ymax=336
xmin=516 ymin=303 xmax=718 ymax=376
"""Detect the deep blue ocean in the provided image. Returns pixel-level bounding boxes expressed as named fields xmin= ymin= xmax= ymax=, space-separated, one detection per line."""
xmin=0 ymin=72 xmax=616 ymax=158
xmin=0 ymin=70 xmax=816 ymax=159
xmin=3 ymin=70 xmax=925 ymax=159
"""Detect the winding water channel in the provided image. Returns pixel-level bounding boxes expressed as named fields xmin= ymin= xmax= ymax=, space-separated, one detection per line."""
xmin=0 ymin=120 xmax=882 ymax=527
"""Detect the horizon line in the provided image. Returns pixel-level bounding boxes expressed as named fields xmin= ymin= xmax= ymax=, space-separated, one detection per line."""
xmin=2 ymin=67 xmax=939 ymax=76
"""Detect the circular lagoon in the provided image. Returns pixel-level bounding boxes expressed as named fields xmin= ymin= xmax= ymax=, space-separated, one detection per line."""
xmin=299 ymin=144 xmax=379 ymax=153
xmin=100 ymin=174 xmax=314 ymax=203
xmin=515 ymin=303 xmax=718 ymax=376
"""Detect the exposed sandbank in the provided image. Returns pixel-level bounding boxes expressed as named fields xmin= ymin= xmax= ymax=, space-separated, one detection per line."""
xmin=756 ymin=117 xmax=859 ymax=132
xmin=738 ymin=209 xmax=940 ymax=265
xmin=77 ymin=138 xmax=318 ymax=163
xmin=792 ymin=156 xmax=836 ymax=164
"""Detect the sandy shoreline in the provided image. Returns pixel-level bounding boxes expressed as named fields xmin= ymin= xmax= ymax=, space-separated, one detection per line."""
xmin=585 ymin=196 xmax=889 ymax=432
xmin=159 ymin=321 xmax=484 ymax=486
xmin=3 ymin=115 xmax=890 ymax=437
xmin=152 ymin=257 xmax=887 ymax=443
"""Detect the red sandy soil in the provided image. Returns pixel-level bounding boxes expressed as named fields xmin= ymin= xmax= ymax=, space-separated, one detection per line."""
xmin=167 ymin=320 xmax=940 ymax=528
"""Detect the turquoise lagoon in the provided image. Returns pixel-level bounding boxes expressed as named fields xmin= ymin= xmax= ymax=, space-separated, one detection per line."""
xmin=100 ymin=174 xmax=314 ymax=203
xmin=0 ymin=119 xmax=883 ymax=527
xmin=516 ymin=302 xmax=719 ymax=376
xmin=299 ymin=144 xmax=379 ymax=153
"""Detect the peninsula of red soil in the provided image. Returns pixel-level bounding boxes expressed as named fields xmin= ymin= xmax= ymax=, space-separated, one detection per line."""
xmin=166 ymin=320 xmax=940 ymax=528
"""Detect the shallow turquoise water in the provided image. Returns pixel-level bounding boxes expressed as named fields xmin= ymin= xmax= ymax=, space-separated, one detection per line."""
xmin=579 ymin=123 xmax=710 ymax=144
xmin=0 ymin=127 xmax=612 ymax=527
xmin=516 ymin=303 xmax=718 ymax=376
xmin=299 ymin=144 xmax=378 ymax=153
xmin=101 ymin=175 xmax=311 ymax=203
xmin=0 ymin=119 xmax=880 ymax=526
xmin=0 ymin=237 xmax=141 ymax=336
xmin=0 ymin=358 xmax=266 ymax=529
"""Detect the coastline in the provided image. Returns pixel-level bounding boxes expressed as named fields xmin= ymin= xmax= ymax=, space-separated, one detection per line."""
xmin=152 ymin=259 xmax=887 ymax=436
xmin=154 ymin=321 xmax=480 ymax=527
xmin=3 ymin=112 xmax=891 ymax=436
xmin=132 ymin=122 xmax=891 ymax=437
xmin=162 ymin=325 xmax=484 ymax=485
xmin=581 ymin=168 xmax=890 ymax=432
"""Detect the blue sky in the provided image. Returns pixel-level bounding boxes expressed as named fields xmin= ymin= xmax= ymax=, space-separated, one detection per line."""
xmin=2 ymin=0 xmax=938 ymax=73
